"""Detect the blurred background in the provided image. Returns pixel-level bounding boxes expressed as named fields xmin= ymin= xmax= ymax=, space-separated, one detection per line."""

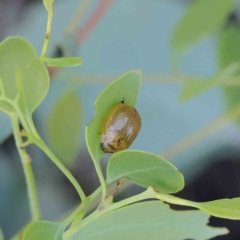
xmin=1 ymin=0 xmax=240 ymax=239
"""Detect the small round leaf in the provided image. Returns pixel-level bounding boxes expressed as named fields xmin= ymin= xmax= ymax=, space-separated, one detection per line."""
xmin=107 ymin=150 xmax=184 ymax=193
xmin=0 ymin=37 xmax=50 ymax=116
xmin=45 ymin=57 xmax=83 ymax=67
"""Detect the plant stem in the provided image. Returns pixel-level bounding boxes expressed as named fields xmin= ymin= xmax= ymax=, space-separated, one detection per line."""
xmin=62 ymin=201 xmax=88 ymax=225
xmin=15 ymin=107 xmax=31 ymax=133
xmin=36 ymin=138 xmax=86 ymax=203
xmin=76 ymin=0 xmax=113 ymax=44
xmin=40 ymin=8 xmax=53 ymax=61
xmin=65 ymin=0 xmax=91 ymax=35
xmin=161 ymin=102 xmax=240 ymax=160
xmin=64 ymin=186 xmax=202 ymax=239
xmin=63 ymin=187 xmax=155 ymax=239
xmin=23 ymin=116 xmax=87 ymax=203
xmin=10 ymin=113 xmax=40 ymax=220
xmin=93 ymin=160 xmax=107 ymax=201
xmin=65 ymin=187 xmax=103 ymax=228
xmin=88 ymin=186 xmax=102 ymax=201
xmin=156 ymin=192 xmax=196 ymax=208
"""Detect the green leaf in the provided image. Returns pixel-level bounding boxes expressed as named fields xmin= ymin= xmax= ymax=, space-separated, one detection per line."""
xmin=0 ymin=228 xmax=4 ymax=240
xmin=70 ymin=201 xmax=227 ymax=240
xmin=44 ymin=57 xmax=83 ymax=67
xmin=22 ymin=221 xmax=66 ymax=240
xmin=172 ymin=0 xmax=235 ymax=57
xmin=43 ymin=0 xmax=54 ymax=15
xmin=107 ymin=150 xmax=184 ymax=193
xmin=86 ymin=70 xmax=141 ymax=161
xmin=219 ymin=25 xmax=240 ymax=69
xmin=47 ymin=91 xmax=81 ymax=165
xmin=0 ymin=37 xmax=49 ymax=116
xmin=219 ymin=25 xmax=240 ymax=111
xmin=179 ymin=63 xmax=240 ymax=101
xmin=194 ymin=198 xmax=240 ymax=220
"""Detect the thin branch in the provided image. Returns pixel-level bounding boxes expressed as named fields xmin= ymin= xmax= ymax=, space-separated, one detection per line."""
xmin=58 ymin=72 xmax=240 ymax=86
xmin=76 ymin=0 xmax=114 ymax=44
xmin=161 ymin=102 xmax=240 ymax=160
xmin=10 ymin=113 xmax=41 ymax=220
xmin=65 ymin=0 xmax=91 ymax=35
xmin=40 ymin=3 xmax=54 ymax=61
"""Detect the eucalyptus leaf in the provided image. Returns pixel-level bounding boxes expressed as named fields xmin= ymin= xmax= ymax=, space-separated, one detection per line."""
xmin=47 ymin=91 xmax=81 ymax=165
xmin=86 ymin=70 xmax=141 ymax=162
xmin=107 ymin=150 xmax=184 ymax=193
xmin=194 ymin=197 xmax=240 ymax=220
xmin=172 ymin=0 xmax=235 ymax=57
xmin=219 ymin=25 xmax=240 ymax=113
xmin=0 ymin=37 xmax=49 ymax=116
xmin=45 ymin=57 xmax=83 ymax=67
xmin=70 ymin=201 xmax=227 ymax=240
xmin=22 ymin=221 xmax=66 ymax=240
xmin=179 ymin=63 xmax=240 ymax=101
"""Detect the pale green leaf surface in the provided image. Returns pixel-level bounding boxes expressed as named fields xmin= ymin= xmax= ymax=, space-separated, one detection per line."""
xmin=71 ymin=201 xmax=227 ymax=240
xmin=43 ymin=0 xmax=54 ymax=14
xmin=22 ymin=221 xmax=66 ymax=240
xmin=195 ymin=198 xmax=240 ymax=219
xmin=179 ymin=63 xmax=240 ymax=101
xmin=172 ymin=0 xmax=235 ymax=56
xmin=86 ymin=70 xmax=141 ymax=161
xmin=45 ymin=57 xmax=83 ymax=67
xmin=219 ymin=25 xmax=240 ymax=112
xmin=0 ymin=228 xmax=4 ymax=240
xmin=0 ymin=37 xmax=49 ymax=116
xmin=107 ymin=150 xmax=184 ymax=193
xmin=47 ymin=91 xmax=81 ymax=165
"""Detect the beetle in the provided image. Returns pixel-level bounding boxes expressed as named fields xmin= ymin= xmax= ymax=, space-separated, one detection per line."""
xmin=99 ymin=99 xmax=141 ymax=153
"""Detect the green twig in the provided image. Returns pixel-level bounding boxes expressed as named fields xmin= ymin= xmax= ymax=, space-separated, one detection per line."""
xmin=63 ymin=186 xmax=200 ymax=239
xmin=40 ymin=4 xmax=54 ymax=61
xmin=10 ymin=113 xmax=41 ymax=220
xmin=70 ymin=186 xmax=103 ymax=227
xmin=65 ymin=0 xmax=91 ymax=35
xmin=15 ymin=107 xmax=31 ymax=133
xmin=63 ymin=187 xmax=155 ymax=239
xmin=62 ymin=201 xmax=89 ymax=226
xmin=93 ymin=160 xmax=107 ymax=201
xmin=36 ymin=138 xmax=86 ymax=203
xmin=156 ymin=192 xmax=196 ymax=208
xmin=88 ymin=186 xmax=102 ymax=201
xmin=25 ymin=117 xmax=87 ymax=203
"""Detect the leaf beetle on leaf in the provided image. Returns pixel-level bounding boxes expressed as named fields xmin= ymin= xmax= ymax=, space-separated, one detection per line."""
xmin=99 ymin=98 xmax=141 ymax=153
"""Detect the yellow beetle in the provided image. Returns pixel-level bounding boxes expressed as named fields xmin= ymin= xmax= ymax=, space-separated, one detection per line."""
xmin=99 ymin=99 xmax=141 ymax=153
